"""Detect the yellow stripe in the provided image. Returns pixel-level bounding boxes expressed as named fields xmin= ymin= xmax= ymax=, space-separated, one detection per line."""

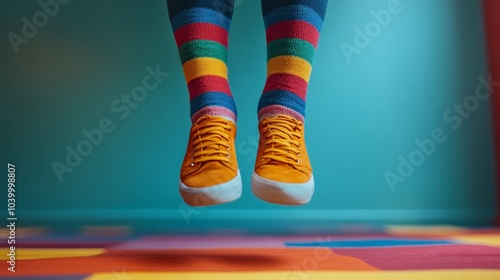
xmin=85 ymin=270 xmax=500 ymax=280
xmin=182 ymin=57 xmax=228 ymax=82
xmin=267 ymin=55 xmax=312 ymax=82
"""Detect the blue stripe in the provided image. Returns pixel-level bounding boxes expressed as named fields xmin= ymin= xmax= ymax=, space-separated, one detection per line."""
xmin=171 ymin=7 xmax=231 ymax=31
xmin=264 ymin=5 xmax=324 ymax=31
xmin=258 ymin=90 xmax=305 ymax=116
xmin=191 ymin=92 xmax=237 ymax=116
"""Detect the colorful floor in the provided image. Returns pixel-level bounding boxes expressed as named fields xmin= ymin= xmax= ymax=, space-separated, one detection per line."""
xmin=1 ymin=225 xmax=500 ymax=279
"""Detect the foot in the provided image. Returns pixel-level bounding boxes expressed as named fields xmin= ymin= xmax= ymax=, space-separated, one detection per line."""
xmin=252 ymin=114 xmax=314 ymax=205
xmin=179 ymin=116 xmax=242 ymax=206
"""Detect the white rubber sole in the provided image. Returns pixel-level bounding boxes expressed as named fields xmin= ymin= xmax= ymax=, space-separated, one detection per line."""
xmin=179 ymin=170 xmax=242 ymax=206
xmin=251 ymin=172 xmax=314 ymax=205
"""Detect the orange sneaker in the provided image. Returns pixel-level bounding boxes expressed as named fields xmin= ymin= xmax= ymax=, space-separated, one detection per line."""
xmin=179 ymin=116 xmax=242 ymax=206
xmin=252 ymin=114 xmax=314 ymax=205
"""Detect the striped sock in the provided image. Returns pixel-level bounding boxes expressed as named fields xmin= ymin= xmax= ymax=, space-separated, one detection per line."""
xmin=258 ymin=0 xmax=328 ymax=122
xmin=167 ymin=0 xmax=237 ymax=123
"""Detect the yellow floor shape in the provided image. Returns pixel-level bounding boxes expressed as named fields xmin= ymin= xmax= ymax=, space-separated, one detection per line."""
xmin=450 ymin=234 xmax=500 ymax=247
xmin=0 ymin=248 xmax=104 ymax=260
xmin=86 ymin=270 xmax=500 ymax=280
xmin=386 ymin=225 xmax=468 ymax=236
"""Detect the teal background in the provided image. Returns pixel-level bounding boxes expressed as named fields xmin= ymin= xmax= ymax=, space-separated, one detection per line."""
xmin=0 ymin=0 xmax=497 ymax=231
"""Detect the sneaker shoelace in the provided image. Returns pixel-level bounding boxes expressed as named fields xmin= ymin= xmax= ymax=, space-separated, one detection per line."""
xmin=261 ymin=115 xmax=302 ymax=166
xmin=191 ymin=117 xmax=232 ymax=165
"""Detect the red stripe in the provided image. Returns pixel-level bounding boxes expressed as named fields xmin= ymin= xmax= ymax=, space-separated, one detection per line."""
xmin=188 ymin=75 xmax=232 ymax=101
xmin=174 ymin=23 xmax=228 ymax=48
xmin=263 ymin=73 xmax=308 ymax=100
xmin=266 ymin=20 xmax=320 ymax=48
xmin=484 ymin=0 xmax=500 ymax=225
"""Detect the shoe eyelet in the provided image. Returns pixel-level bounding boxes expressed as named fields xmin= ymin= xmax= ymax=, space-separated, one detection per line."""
xmin=227 ymin=145 xmax=230 ymax=150
xmin=297 ymin=152 xmax=300 ymax=156
xmin=297 ymin=160 xmax=301 ymax=164
xmin=190 ymin=162 xmax=195 ymax=166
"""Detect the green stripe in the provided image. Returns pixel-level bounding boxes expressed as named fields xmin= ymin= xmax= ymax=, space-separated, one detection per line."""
xmin=267 ymin=38 xmax=315 ymax=64
xmin=179 ymin=40 xmax=227 ymax=64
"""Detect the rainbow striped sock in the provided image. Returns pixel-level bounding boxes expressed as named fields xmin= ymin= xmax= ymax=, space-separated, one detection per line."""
xmin=167 ymin=0 xmax=237 ymax=123
xmin=258 ymin=0 xmax=328 ymax=122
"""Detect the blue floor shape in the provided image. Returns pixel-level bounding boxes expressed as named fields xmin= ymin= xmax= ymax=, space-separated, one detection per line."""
xmin=285 ymin=238 xmax=457 ymax=248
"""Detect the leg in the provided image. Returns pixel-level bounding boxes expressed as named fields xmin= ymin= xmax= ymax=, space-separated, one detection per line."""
xmin=167 ymin=0 xmax=237 ymax=122
xmin=167 ymin=0 xmax=241 ymax=206
xmin=252 ymin=0 xmax=328 ymax=205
